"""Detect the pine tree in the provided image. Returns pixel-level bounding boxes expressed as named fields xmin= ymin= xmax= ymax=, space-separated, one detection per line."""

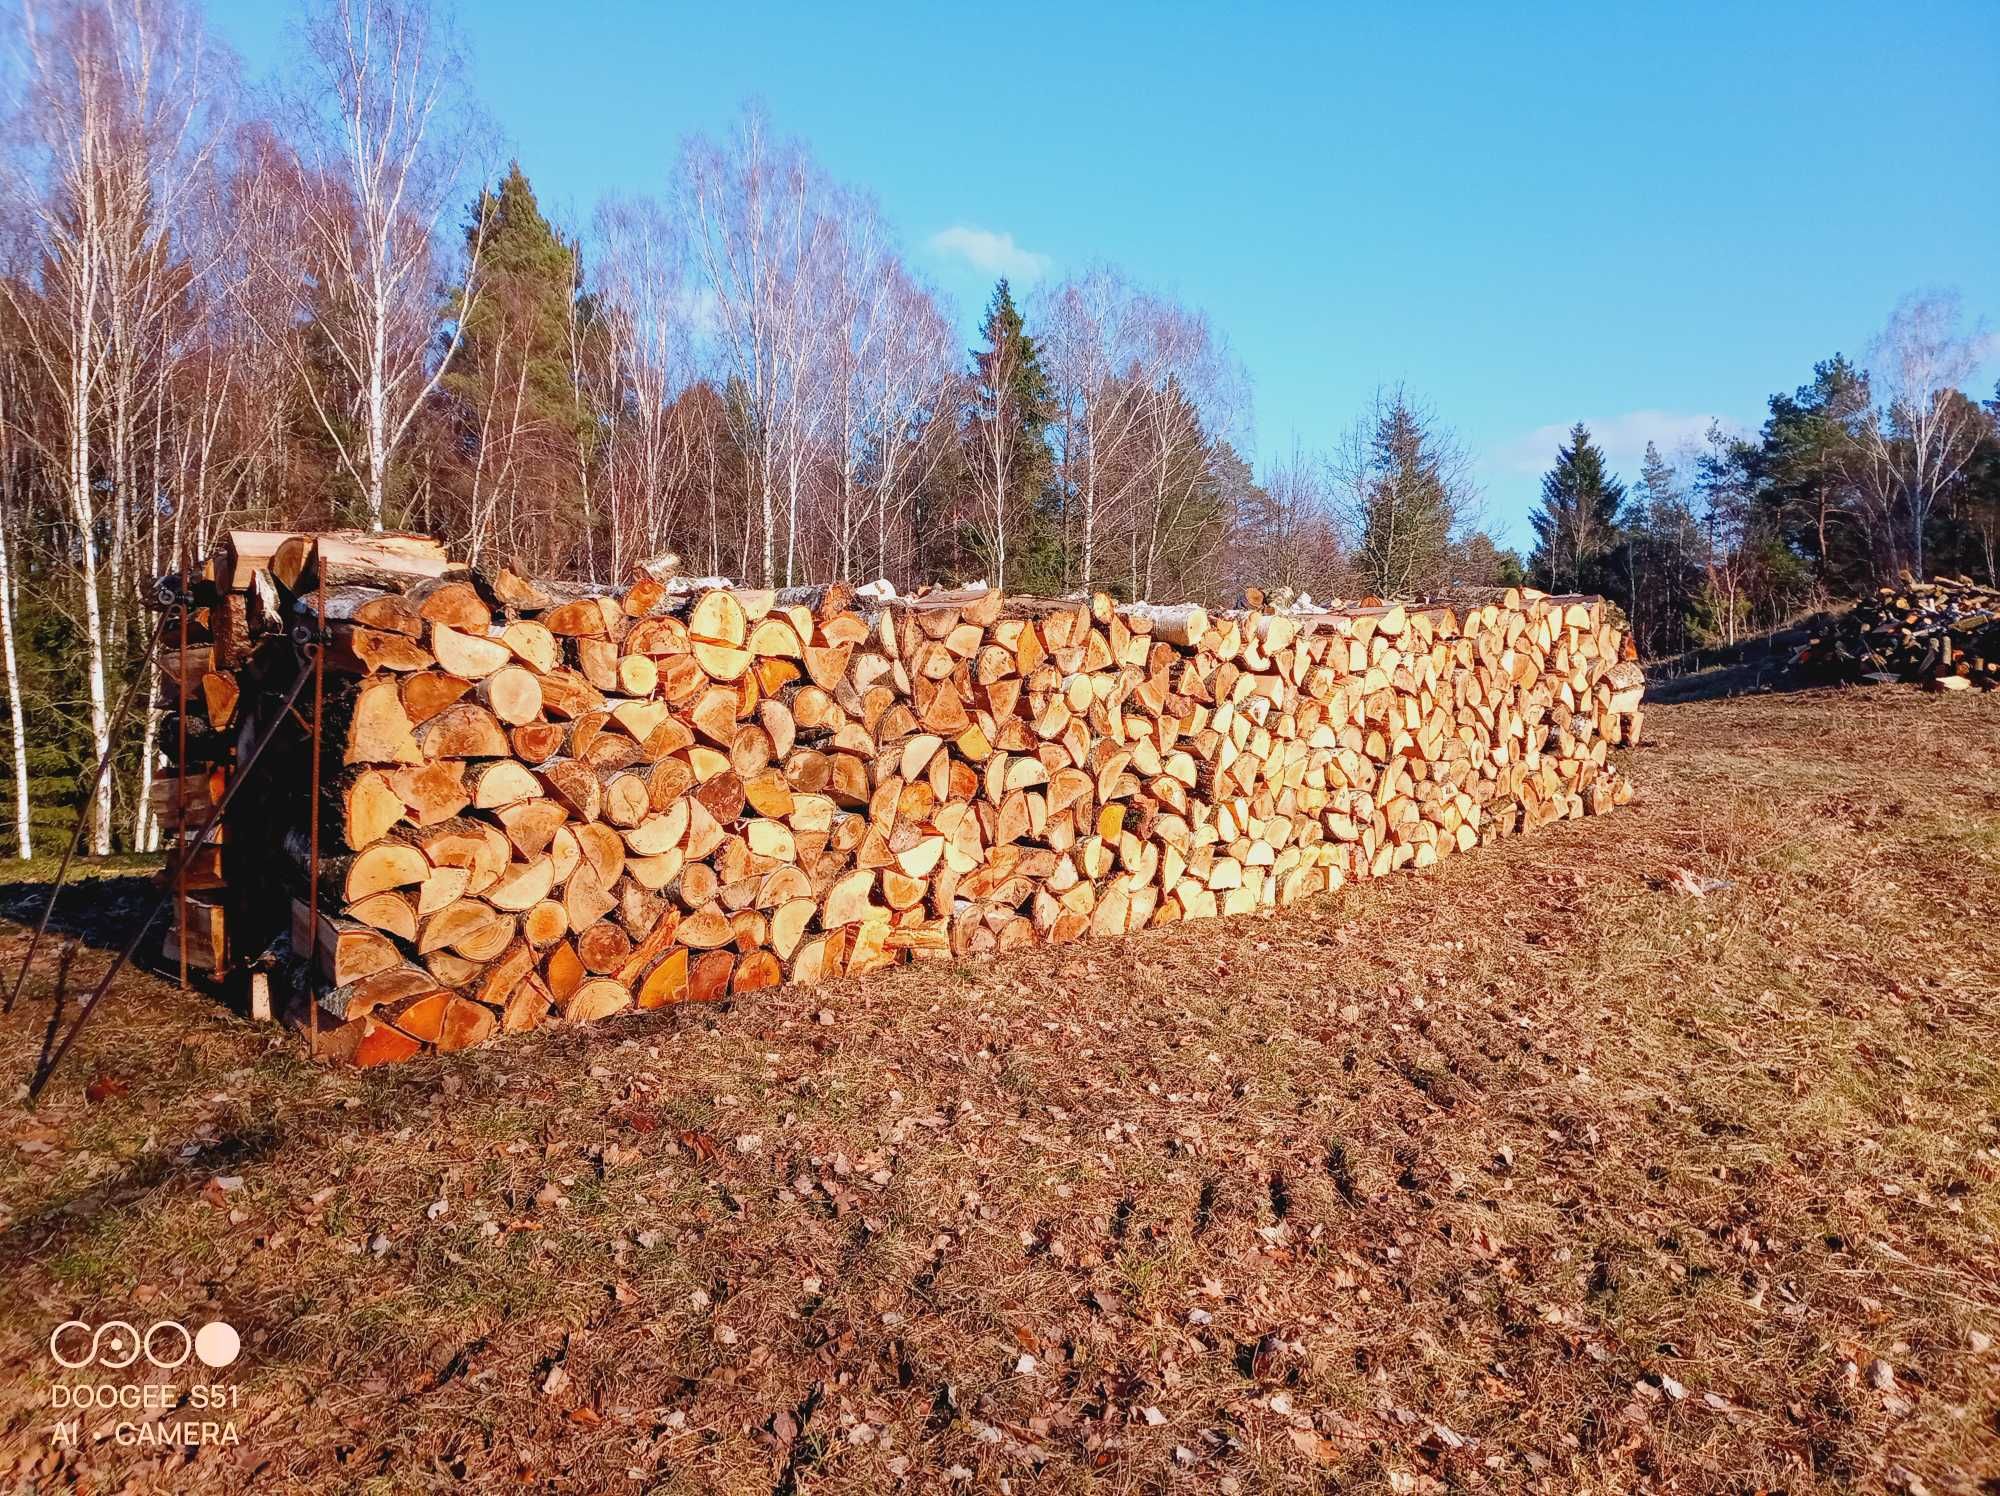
xmin=963 ymin=279 xmax=1055 ymax=585
xmin=1760 ymin=355 xmax=1871 ymax=587
xmin=1529 ymin=422 xmax=1626 ymax=593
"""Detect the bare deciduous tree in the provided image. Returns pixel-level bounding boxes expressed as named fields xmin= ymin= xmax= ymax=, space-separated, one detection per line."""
xmin=258 ymin=0 xmax=490 ymax=530
xmin=0 ymin=345 xmax=30 ymax=856
xmin=594 ymin=192 xmax=709 ymax=576
xmin=1 ymin=0 xmax=231 ymax=852
xmin=1232 ymin=438 xmax=1342 ymax=602
xmin=1863 ymin=289 xmax=1987 ymax=577
xmin=680 ymin=108 xmax=836 ymax=586
xmin=1040 ymin=268 xmax=1160 ymax=589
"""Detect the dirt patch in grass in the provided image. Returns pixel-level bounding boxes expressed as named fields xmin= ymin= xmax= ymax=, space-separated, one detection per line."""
xmin=1 ymin=686 xmax=1998 ymax=1493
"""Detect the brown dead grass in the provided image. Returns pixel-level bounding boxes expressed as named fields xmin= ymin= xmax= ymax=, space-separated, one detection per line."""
xmin=1 ymin=685 xmax=1998 ymax=1494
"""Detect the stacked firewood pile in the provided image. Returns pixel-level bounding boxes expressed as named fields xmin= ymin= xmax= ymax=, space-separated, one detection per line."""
xmin=168 ymin=531 xmax=1645 ymax=1065
xmin=150 ymin=531 xmax=454 ymax=985
xmin=149 ymin=554 xmax=258 ymax=976
xmin=1793 ymin=576 xmax=2000 ymax=690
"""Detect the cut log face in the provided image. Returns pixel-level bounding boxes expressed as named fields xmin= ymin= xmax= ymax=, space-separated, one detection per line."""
xmin=486 ymin=857 xmax=557 ymax=911
xmin=400 ymin=671 xmax=473 ymax=725
xmin=562 ymin=977 xmax=632 ymax=1022
xmin=637 ymin=946 xmax=689 ymax=1007
xmin=472 ymin=759 xmax=542 ymax=811
xmin=688 ymin=949 xmax=735 ymax=1002
xmin=344 ymin=842 xmax=430 ymax=900
xmin=190 ymin=536 xmax=1641 ymax=1067
xmin=344 ymin=770 xmax=407 ymax=850
xmin=345 ymin=677 xmax=422 ymax=766
xmin=475 ymin=665 xmax=544 ymax=725
xmin=416 ymin=703 xmax=509 ymax=760
xmin=523 ymin=899 xmax=569 ymax=948
xmin=413 ymin=579 xmax=492 ymax=630
xmin=436 ymin=996 xmax=498 ymax=1052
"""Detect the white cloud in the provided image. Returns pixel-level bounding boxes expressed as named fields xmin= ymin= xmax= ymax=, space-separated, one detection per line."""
xmin=926 ymin=225 xmax=1051 ymax=283
xmin=1489 ymin=410 xmax=1745 ymax=479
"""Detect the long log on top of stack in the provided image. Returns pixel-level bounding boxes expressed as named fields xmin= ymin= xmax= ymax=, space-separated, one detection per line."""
xmin=185 ymin=530 xmax=1645 ymax=1066
xmin=1793 ymin=574 xmax=1999 ymax=691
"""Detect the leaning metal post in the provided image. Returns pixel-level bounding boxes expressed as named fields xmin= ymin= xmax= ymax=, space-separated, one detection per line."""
xmin=25 ymin=648 xmax=320 ymax=1106
xmin=175 ymin=558 xmax=190 ymax=993
xmin=3 ymin=610 xmax=173 ymax=1017
xmin=306 ymin=568 xmax=327 ymax=1052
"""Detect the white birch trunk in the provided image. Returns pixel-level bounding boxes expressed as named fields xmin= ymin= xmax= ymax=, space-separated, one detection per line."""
xmin=0 ymin=495 xmax=30 ymax=858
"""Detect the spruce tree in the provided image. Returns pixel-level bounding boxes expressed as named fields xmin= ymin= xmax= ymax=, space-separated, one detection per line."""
xmin=963 ymin=279 xmax=1055 ymax=586
xmin=1529 ymin=422 xmax=1626 ymax=593
xmin=1353 ymin=391 xmax=1458 ymax=596
xmin=440 ymin=163 xmax=597 ymax=565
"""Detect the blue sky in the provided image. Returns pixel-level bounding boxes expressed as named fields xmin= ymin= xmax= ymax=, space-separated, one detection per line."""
xmin=209 ymin=0 xmax=1999 ymax=546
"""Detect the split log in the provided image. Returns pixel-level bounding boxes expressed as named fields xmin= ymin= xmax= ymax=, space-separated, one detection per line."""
xmin=281 ymin=532 xmax=451 ymax=593
xmin=474 ymin=664 xmax=544 ymax=725
xmin=193 ymin=533 xmax=1642 ymax=1068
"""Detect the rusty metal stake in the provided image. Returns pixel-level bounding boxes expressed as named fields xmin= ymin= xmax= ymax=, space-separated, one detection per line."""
xmin=4 ymin=611 xmax=173 ymax=1017
xmin=25 ymin=648 xmax=319 ymax=1105
xmin=306 ymin=568 xmax=326 ymax=1053
xmin=175 ymin=560 xmax=190 ymax=993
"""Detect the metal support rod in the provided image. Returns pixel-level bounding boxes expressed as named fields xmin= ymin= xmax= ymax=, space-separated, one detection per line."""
xmin=4 ymin=611 xmax=174 ymax=1017
xmin=175 ymin=565 xmax=190 ymax=993
xmin=307 ymin=569 xmax=325 ymax=1052
xmin=25 ymin=650 xmax=319 ymax=1105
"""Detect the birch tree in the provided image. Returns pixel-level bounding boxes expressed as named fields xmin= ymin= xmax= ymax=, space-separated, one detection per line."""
xmin=1863 ymin=289 xmax=1986 ymax=577
xmin=0 ymin=347 xmax=30 ymax=857
xmin=1040 ymin=267 xmax=1159 ymax=589
xmin=593 ymin=193 xmax=698 ymax=567
xmin=820 ymin=209 xmax=955 ymax=584
xmin=680 ymin=109 xmax=831 ymax=586
xmin=856 ymin=270 xmax=957 ymax=585
xmin=1123 ymin=302 xmax=1243 ymax=599
xmin=260 ymin=0 xmax=490 ymax=530
xmin=1 ymin=0 xmax=230 ymax=853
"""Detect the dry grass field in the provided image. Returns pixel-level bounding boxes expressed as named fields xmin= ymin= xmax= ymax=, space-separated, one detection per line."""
xmin=1 ymin=685 xmax=1997 ymax=1494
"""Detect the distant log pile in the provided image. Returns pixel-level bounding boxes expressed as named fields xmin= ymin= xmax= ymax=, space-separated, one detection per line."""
xmin=1793 ymin=576 xmax=2000 ymax=691
xmin=161 ymin=532 xmax=1645 ymax=1065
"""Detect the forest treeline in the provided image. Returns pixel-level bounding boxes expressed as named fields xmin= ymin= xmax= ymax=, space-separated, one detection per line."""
xmin=0 ymin=0 xmax=1994 ymax=857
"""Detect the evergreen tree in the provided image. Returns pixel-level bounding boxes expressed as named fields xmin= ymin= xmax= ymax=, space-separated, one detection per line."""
xmin=962 ymin=279 xmax=1055 ymax=585
xmin=440 ymin=162 xmax=598 ymax=568
xmin=1760 ymin=355 xmax=1871 ymax=587
xmin=1352 ymin=392 xmax=1459 ymax=596
xmin=1529 ymin=422 xmax=1626 ymax=593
